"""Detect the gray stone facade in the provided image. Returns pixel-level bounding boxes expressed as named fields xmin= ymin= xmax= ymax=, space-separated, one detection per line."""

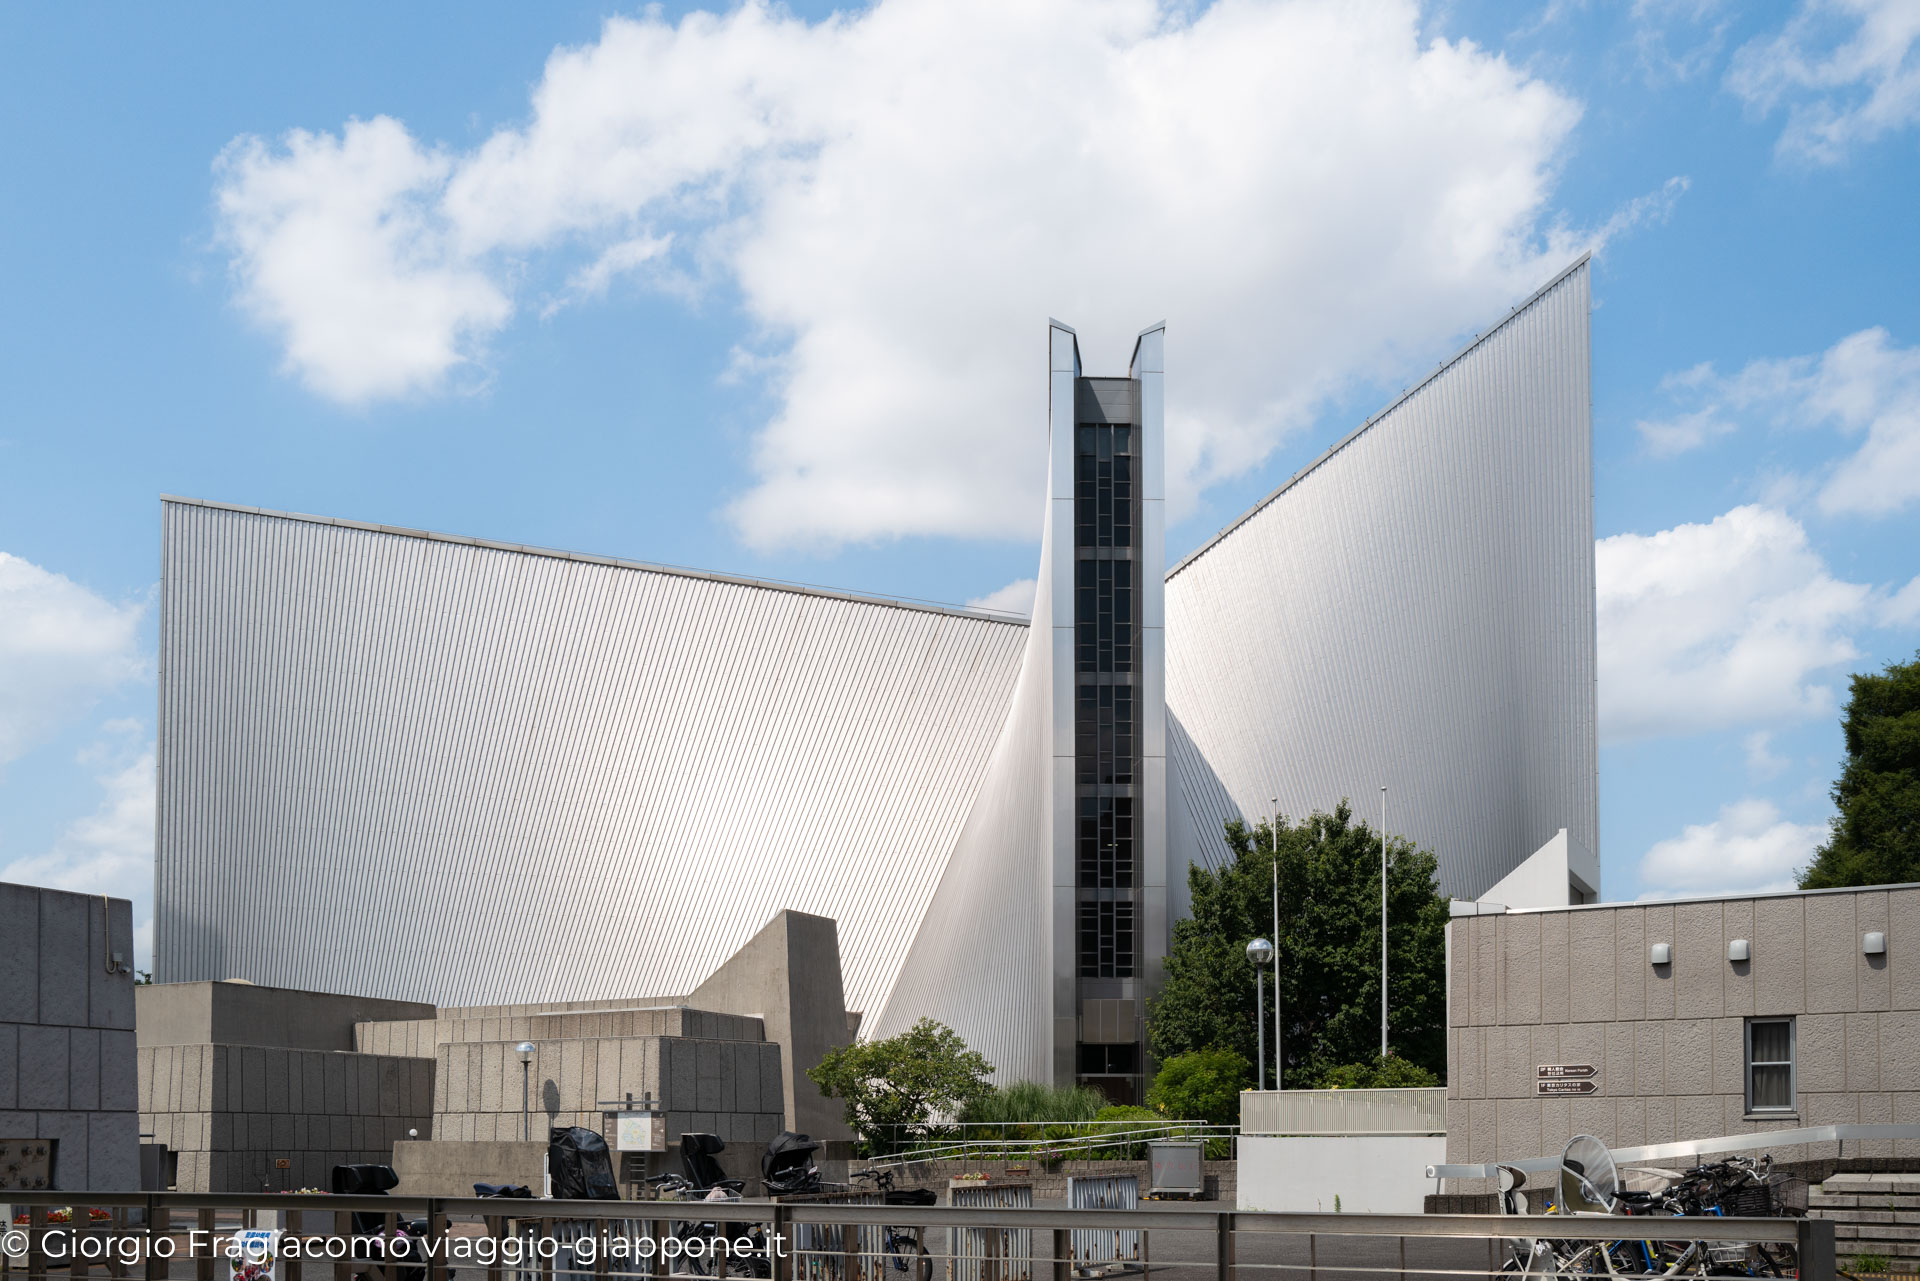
xmin=136 ymin=981 xmax=437 ymax=1192
xmin=1446 ymin=884 xmax=1920 ymax=1187
xmin=138 ymin=1042 xmax=435 ymax=1192
xmin=0 ymin=881 xmax=138 ymax=1190
xmin=392 ymin=1007 xmax=785 ymax=1155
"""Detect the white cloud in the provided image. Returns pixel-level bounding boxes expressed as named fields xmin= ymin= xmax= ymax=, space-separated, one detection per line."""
xmin=1637 ymin=328 xmax=1920 ymax=515
xmin=1595 ymin=505 xmax=1871 ymax=741
xmin=1636 ymin=404 xmax=1736 ymax=457
xmin=0 ymin=553 xmax=147 ymax=768
xmin=967 ymin=578 xmax=1036 ymax=618
xmin=1728 ymin=0 xmax=1920 ymax=164
xmin=215 ymin=118 xmax=512 ymax=404
xmin=1 ymin=742 xmax=156 ymax=970
xmin=1638 ymin=798 xmax=1827 ymax=896
xmin=1885 ymin=574 xmax=1920 ymax=626
xmin=214 ymin=0 xmax=1602 ymax=549
xmin=1743 ymin=729 xmax=1789 ymax=780
xmin=1629 ymin=0 xmax=1732 ymax=85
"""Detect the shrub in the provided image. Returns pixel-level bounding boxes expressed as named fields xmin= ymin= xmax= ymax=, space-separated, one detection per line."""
xmin=1315 ymin=1055 xmax=1440 ymax=1089
xmin=1146 ymin=1049 xmax=1249 ymax=1128
xmin=1085 ymin=1104 xmax=1162 ymax=1158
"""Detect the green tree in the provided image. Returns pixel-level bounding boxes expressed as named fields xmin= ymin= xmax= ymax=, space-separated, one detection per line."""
xmin=807 ymin=1018 xmax=994 ymax=1154
xmin=1146 ymin=1049 xmax=1249 ymax=1127
xmin=1800 ymin=651 xmax=1920 ymax=889
xmin=1315 ymin=1054 xmax=1440 ymax=1089
xmin=1148 ymin=801 xmax=1449 ymax=1086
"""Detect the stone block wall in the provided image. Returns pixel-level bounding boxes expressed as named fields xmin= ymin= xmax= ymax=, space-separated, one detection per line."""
xmin=0 ymin=882 xmax=138 ymax=1190
xmin=1446 ymin=885 xmax=1920 ymax=1191
xmin=139 ymin=1043 xmax=434 ymax=1191
xmin=434 ymin=1033 xmax=785 ymax=1152
xmin=355 ymin=1006 xmax=763 ymax=1058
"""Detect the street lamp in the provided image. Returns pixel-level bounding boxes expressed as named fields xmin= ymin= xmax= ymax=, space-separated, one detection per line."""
xmin=1271 ymin=795 xmax=1282 ymax=1090
xmin=516 ymin=1042 xmax=537 ymax=1142
xmin=1246 ymin=937 xmax=1274 ymax=1090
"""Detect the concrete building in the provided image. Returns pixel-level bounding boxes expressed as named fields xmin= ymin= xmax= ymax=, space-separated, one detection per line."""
xmin=136 ymin=981 xmax=438 ymax=1192
xmin=155 ymin=260 xmax=1600 ymax=1098
xmin=1444 ymin=882 xmax=1920 ymax=1188
xmin=138 ymin=909 xmax=849 ymax=1191
xmin=0 ymin=882 xmax=139 ymax=1191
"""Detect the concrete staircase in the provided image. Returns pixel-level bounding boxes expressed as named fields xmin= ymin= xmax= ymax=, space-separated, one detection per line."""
xmin=1809 ymin=1173 xmax=1920 ymax=1268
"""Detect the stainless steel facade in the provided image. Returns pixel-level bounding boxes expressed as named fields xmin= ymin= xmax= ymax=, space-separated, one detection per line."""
xmin=158 ymin=262 xmax=1595 ymax=1073
xmin=1164 ymin=256 xmax=1599 ymax=902
xmin=154 ymin=498 xmax=1027 ymax=1014
xmin=871 ymin=323 xmax=1170 ymax=1092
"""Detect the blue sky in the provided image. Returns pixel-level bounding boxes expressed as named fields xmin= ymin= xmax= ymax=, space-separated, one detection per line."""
xmin=2 ymin=0 xmax=1917 ymax=963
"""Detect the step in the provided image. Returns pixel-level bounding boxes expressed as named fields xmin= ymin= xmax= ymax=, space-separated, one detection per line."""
xmin=1812 ymin=1190 xmax=1920 ymax=1206
xmin=1821 ymin=1176 xmax=1920 ymax=1195
xmin=1812 ymin=1193 xmax=1920 ymax=1208
xmin=1836 ymin=1225 xmax=1920 ymax=1241
xmin=1816 ymin=1210 xmax=1920 ymax=1225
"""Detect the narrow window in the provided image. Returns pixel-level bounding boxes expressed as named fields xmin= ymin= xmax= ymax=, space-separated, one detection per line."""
xmin=1745 ymin=1017 xmax=1794 ymax=1113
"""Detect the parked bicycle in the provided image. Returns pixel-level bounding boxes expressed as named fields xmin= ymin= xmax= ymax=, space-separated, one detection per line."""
xmin=849 ymin=1169 xmax=936 ymax=1281
xmin=1501 ymin=1139 xmax=1803 ymax=1278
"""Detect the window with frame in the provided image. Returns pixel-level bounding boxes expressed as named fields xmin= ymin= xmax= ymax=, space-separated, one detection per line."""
xmin=1745 ymin=1017 xmax=1794 ymax=1113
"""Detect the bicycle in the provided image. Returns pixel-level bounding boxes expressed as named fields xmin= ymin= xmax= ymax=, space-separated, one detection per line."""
xmin=850 ymin=1169 xmax=935 ymax=1281
xmin=643 ymin=1171 xmax=773 ymax=1279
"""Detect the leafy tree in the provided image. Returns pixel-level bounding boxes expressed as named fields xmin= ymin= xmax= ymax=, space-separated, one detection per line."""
xmin=1315 ymin=1054 xmax=1440 ymax=1089
xmin=807 ymin=1018 xmax=994 ymax=1154
xmin=1148 ymin=801 xmax=1449 ymax=1086
xmin=1146 ymin=1048 xmax=1249 ymax=1127
xmin=1800 ymin=651 xmax=1920 ymax=889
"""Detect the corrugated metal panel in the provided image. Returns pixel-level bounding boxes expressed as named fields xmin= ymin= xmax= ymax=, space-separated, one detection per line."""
xmin=1164 ymin=260 xmax=1598 ymax=900
xmin=865 ymin=490 xmax=1058 ymax=1081
xmin=154 ymin=499 xmax=1027 ymax=1014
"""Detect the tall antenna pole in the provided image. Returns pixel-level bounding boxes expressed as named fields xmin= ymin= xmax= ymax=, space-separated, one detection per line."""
xmin=1271 ymin=796 xmax=1281 ymax=1090
xmin=1380 ymin=785 xmax=1389 ymax=1059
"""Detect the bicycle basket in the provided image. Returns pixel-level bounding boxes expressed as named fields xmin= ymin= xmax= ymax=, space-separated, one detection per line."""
xmin=884 ymin=1188 xmax=938 ymax=1207
xmin=1709 ymin=1245 xmax=1752 ymax=1266
xmin=1717 ymin=1184 xmax=1773 ymax=1217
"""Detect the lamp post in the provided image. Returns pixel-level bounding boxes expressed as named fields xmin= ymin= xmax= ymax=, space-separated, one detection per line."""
xmin=516 ymin=1041 xmax=536 ymax=1142
xmin=1271 ymin=795 xmax=1281 ymax=1091
xmin=1380 ymin=786 xmax=1389 ymax=1059
xmin=1246 ymin=937 xmax=1274 ymax=1090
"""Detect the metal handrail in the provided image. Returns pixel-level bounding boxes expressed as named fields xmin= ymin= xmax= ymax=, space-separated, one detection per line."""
xmin=2 ymin=1189 xmax=1835 ymax=1281
xmin=0 ymin=1189 xmax=1812 ymax=1240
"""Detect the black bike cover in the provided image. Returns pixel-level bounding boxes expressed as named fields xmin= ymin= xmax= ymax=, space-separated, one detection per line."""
xmin=549 ymin=1126 xmax=621 ymax=1200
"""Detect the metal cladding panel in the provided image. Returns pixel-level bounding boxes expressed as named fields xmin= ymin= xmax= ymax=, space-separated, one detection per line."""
xmin=1164 ymin=260 xmax=1597 ymax=900
xmin=866 ymin=492 xmax=1057 ymax=1081
xmin=154 ymin=500 xmax=1027 ymax=1014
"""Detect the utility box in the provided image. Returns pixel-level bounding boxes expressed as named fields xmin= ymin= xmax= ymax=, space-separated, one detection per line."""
xmin=1147 ymin=1140 xmax=1204 ymax=1199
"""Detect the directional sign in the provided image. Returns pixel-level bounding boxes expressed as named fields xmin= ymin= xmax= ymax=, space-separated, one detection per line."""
xmin=1538 ymin=1064 xmax=1596 ymax=1079
xmin=1537 ymin=1079 xmax=1598 ymax=1096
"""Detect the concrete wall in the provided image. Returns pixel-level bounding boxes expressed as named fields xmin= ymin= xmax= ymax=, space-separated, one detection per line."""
xmin=433 ymin=1033 xmax=784 ymax=1154
xmin=689 ymin=911 xmax=852 ymax=1139
xmin=354 ymin=1006 xmax=763 ymax=1058
xmin=139 ymin=1043 xmax=434 ymax=1192
xmin=0 ymin=882 xmax=138 ymax=1190
xmin=1239 ymin=1135 xmax=1447 ymax=1212
xmin=1446 ymin=885 xmax=1920 ymax=1188
xmin=138 ymin=980 xmax=434 ymax=1052
xmin=390 ymin=1139 xmax=547 ymax=1197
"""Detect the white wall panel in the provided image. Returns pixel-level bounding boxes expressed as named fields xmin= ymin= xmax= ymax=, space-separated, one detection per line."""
xmin=155 ymin=500 xmax=1027 ymax=1015
xmin=1164 ymin=259 xmax=1598 ymax=900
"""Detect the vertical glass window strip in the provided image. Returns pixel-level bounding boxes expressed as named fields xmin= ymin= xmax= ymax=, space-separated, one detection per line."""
xmin=1746 ymin=1018 xmax=1794 ymax=1112
xmin=1075 ymin=898 xmax=1137 ymax=978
